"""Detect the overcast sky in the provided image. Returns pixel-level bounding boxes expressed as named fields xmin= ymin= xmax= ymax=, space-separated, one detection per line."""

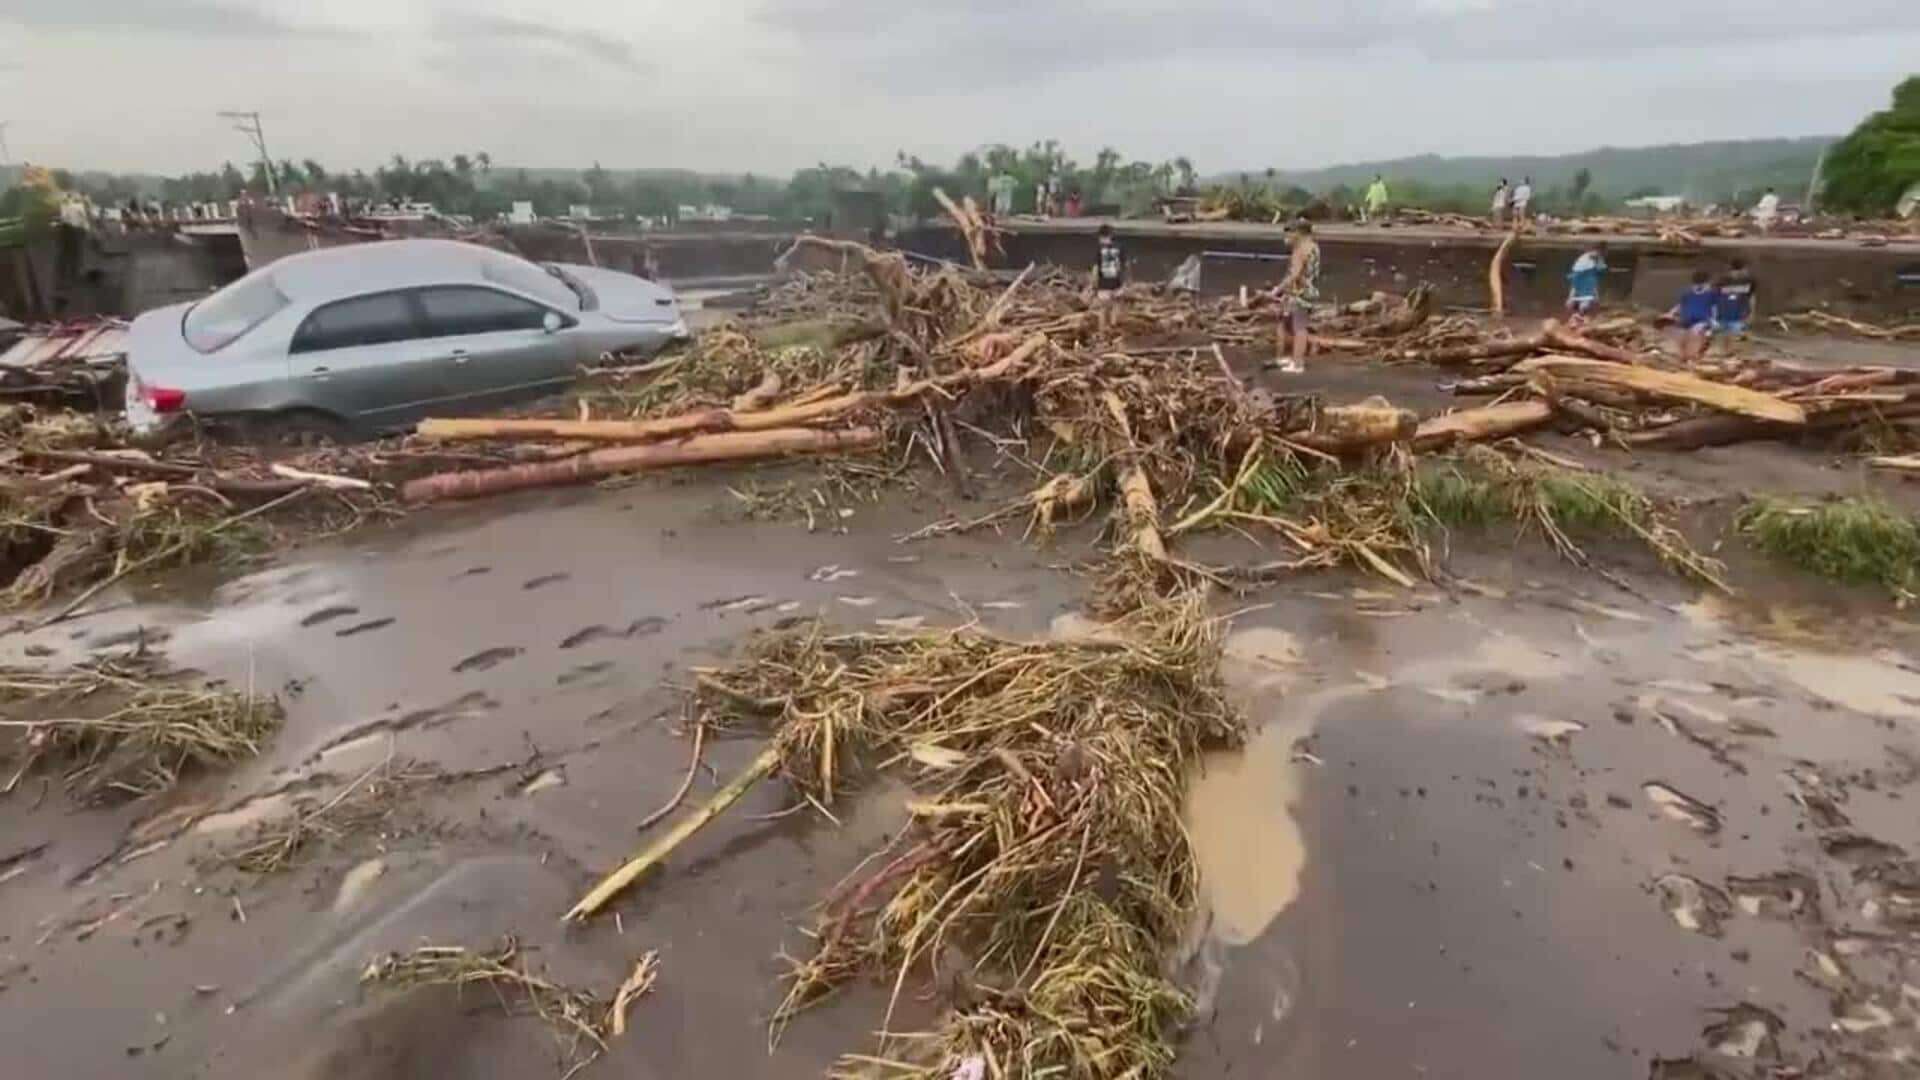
xmin=4 ymin=0 xmax=1917 ymax=176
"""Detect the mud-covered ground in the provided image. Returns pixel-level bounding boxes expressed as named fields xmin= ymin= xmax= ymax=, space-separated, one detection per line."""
xmin=1 ymin=331 xmax=1917 ymax=1079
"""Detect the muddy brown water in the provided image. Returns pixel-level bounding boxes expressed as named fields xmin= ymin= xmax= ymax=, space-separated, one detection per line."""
xmin=1 ymin=468 xmax=1917 ymax=1078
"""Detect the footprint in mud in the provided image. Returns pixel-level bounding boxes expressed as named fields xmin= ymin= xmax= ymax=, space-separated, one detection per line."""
xmin=1644 ymin=782 xmax=1722 ymax=833
xmin=452 ymin=565 xmax=491 ymax=580
xmin=316 ymin=691 xmax=499 ymax=757
xmin=1654 ymin=873 xmax=1732 ymax=936
xmin=522 ymin=572 xmax=570 ymax=591
xmin=452 ymin=647 xmax=522 ymax=674
xmin=1726 ymin=871 xmax=1820 ymax=922
xmin=517 ymin=768 xmax=566 ymax=796
xmin=558 ymin=617 xmax=667 ymax=650
xmin=1702 ymin=1004 xmax=1783 ymax=1061
xmin=300 ymin=605 xmax=361 ymax=628
xmin=701 ymin=594 xmax=771 ymax=614
xmin=1819 ymin=832 xmax=1905 ymax=866
xmin=335 ymin=617 xmax=395 ymax=638
xmin=556 ymin=661 xmax=614 ymax=687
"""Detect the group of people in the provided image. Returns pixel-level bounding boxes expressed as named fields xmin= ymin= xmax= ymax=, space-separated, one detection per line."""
xmin=1667 ymin=259 xmax=1760 ymax=361
xmin=1092 ymin=216 xmax=1322 ymax=374
xmin=1564 ymin=240 xmax=1759 ymax=360
xmin=990 ymin=173 xmax=1081 ymax=219
xmin=1492 ymin=177 xmax=1534 ymax=225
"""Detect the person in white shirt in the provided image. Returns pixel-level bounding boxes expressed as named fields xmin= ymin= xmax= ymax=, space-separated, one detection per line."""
xmin=1752 ymin=187 xmax=1781 ymax=232
xmin=1512 ymin=176 xmax=1533 ymax=222
xmin=1491 ymin=179 xmax=1511 ymax=225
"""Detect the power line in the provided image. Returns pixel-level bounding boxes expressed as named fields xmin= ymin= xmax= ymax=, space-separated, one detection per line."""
xmin=218 ymin=110 xmax=277 ymax=195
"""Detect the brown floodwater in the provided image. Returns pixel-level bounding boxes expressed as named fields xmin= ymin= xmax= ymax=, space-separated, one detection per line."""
xmin=1 ymin=472 xmax=1916 ymax=1079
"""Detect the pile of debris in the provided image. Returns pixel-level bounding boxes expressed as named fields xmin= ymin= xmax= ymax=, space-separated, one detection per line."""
xmin=568 ymin=596 xmax=1236 ymax=1079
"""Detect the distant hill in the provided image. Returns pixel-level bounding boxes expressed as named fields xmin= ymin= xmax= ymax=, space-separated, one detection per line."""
xmin=1211 ymin=137 xmax=1835 ymax=204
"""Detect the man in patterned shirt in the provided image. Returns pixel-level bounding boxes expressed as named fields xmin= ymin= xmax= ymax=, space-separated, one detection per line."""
xmin=1270 ymin=218 xmax=1321 ymax=374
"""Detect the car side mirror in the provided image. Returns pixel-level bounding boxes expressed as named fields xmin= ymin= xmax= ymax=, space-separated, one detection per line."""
xmin=542 ymin=311 xmax=564 ymax=334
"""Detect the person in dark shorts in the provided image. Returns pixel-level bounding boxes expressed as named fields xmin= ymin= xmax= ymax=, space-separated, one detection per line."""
xmin=1092 ymin=224 xmax=1125 ymax=299
xmin=1714 ymin=257 xmax=1758 ymax=347
xmin=1668 ymin=270 xmax=1720 ymax=364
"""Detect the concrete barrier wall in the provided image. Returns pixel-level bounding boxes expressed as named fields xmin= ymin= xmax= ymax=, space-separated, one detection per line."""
xmin=900 ymin=222 xmax=1920 ymax=320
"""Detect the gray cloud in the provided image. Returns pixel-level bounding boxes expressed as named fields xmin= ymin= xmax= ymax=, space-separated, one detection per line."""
xmin=761 ymin=0 xmax=1920 ymax=88
xmin=435 ymin=13 xmax=640 ymax=69
xmin=3 ymin=0 xmax=334 ymax=36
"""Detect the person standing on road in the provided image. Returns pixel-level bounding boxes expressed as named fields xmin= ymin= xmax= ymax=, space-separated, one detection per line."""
xmin=1752 ymin=187 xmax=1781 ymax=232
xmin=1363 ymin=174 xmax=1390 ymax=224
xmin=1491 ymin=178 xmax=1511 ymax=225
xmin=1512 ymin=176 xmax=1534 ymax=223
xmin=1092 ymin=224 xmax=1126 ymax=298
xmin=1565 ymin=241 xmax=1608 ymax=324
xmin=988 ymin=171 xmax=1016 ymax=217
xmin=1268 ymin=218 xmax=1322 ymax=374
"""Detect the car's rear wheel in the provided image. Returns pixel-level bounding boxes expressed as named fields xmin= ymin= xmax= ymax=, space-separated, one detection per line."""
xmin=253 ymin=409 xmax=352 ymax=449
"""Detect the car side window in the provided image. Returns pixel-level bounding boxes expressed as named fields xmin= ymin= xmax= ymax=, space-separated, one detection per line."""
xmin=415 ymin=286 xmax=551 ymax=338
xmin=290 ymin=292 xmax=421 ymax=354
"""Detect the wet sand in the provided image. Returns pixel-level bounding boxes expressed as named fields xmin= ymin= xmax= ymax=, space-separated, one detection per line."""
xmin=1 ymin=460 xmax=1917 ymax=1077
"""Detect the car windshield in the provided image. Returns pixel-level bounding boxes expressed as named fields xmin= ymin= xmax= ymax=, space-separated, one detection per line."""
xmin=478 ymin=250 xmax=579 ymax=312
xmin=182 ymin=271 xmax=291 ymax=353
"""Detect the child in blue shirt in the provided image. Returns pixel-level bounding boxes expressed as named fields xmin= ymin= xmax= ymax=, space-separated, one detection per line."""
xmin=1668 ymin=270 xmax=1719 ymax=363
xmin=1564 ymin=242 xmax=1608 ymax=324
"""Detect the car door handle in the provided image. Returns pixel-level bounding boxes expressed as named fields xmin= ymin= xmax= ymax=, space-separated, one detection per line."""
xmin=448 ymin=349 xmax=470 ymax=365
xmin=305 ymin=365 xmax=331 ymax=381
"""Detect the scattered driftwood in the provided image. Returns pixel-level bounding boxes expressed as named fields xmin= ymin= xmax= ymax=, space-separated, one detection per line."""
xmin=1870 ymin=454 xmax=1920 ymax=475
xmin=1289 ymin=400 xmax=1417 ymax=454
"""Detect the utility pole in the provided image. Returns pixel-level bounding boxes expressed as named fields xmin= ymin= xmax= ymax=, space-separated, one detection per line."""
xmin=218 ymin=110 xmax=277 ymax=195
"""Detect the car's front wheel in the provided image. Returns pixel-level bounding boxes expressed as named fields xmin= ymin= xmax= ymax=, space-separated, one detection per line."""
xmin=250 ymin=409 xmax=353 ymax=449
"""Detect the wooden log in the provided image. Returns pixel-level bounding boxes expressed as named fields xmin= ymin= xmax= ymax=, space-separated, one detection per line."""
xmin=1869 ymin=454 xmax=1920 ymax=474
xmin=1287 ymin=400 xmax=1417 ymax=453
xmin=1543 ymin=320 xmax=1649 ymax=366
xmin=1489 ymin=229 xmax=1518 ymax=317
xmin=1511 ymin=354 xmax=1806 ymax=424
xmin=1400 ymin=334 xmax=1545 ymax=368
xmin=402 ymin=427 xmax=883 ymax=503
xmin=1625 ymin=400 xmax=1920 ymax=450
xmin=1413 ymin=400 xmax=1554 ymax=451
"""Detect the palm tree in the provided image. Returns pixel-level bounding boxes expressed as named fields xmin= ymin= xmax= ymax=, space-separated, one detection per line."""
xmin=475 ymin=151 xmax=492 ymax=174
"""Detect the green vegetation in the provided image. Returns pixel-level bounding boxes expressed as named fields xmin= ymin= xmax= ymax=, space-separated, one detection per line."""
xmin=1820 ymin=76 xmax=1920 ymax=216
xmin=1737 ymin=496 xmax=1920 ymax=601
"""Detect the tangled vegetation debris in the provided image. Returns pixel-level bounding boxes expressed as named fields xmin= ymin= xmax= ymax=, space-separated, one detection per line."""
xmin=216 ymin=756 xmax=443 ymax=874
xmin=361 ymin=938 xmax=659 ymax=1071
xmin=568 ymin=596 xmax=1238 ymax=1079
xmin=0 ymin=657 xmax=280 ymax=803
xmin=1738 ymin=496 xmax=1920 ymax=602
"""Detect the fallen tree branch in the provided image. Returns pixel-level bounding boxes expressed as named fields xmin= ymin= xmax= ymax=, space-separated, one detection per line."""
xmin=402 ymin=426 xmax=885 ymax=504
xmin=1412 ymin=400 xmax=1554 ymax=451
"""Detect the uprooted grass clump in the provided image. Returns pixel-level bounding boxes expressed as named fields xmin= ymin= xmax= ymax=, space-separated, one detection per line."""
xmin=675 ymin=595 xmax=1239 ymax=1079
xmin=1174 ymin=446 xmax=1726 ymax=592
xmin=362 ymin=939 xmax=660 ymax=1071
xmin=216 ymin=757 xmax=443 ymax=874
xmin=0 ymin=659 xmax=281 ymax=803
xmin=1737 ymin=496 xmax=1920 ymax=603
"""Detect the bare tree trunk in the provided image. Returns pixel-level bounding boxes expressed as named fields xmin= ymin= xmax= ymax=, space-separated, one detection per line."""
xmin=402 ymin=427 xmax=884 ymax=503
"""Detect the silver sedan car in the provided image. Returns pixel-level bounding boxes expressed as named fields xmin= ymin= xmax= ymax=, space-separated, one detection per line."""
xmin=124 ymin=238 xmax=688 ymax=439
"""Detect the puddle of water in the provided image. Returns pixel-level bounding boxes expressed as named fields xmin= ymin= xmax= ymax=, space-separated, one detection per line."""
xmin=1184 ymin=726 xmax=1307 ymax=947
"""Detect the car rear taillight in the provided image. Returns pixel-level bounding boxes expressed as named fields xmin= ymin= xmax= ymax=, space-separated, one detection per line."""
xmin=144 ymin=385 xmax=187 ymax=413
